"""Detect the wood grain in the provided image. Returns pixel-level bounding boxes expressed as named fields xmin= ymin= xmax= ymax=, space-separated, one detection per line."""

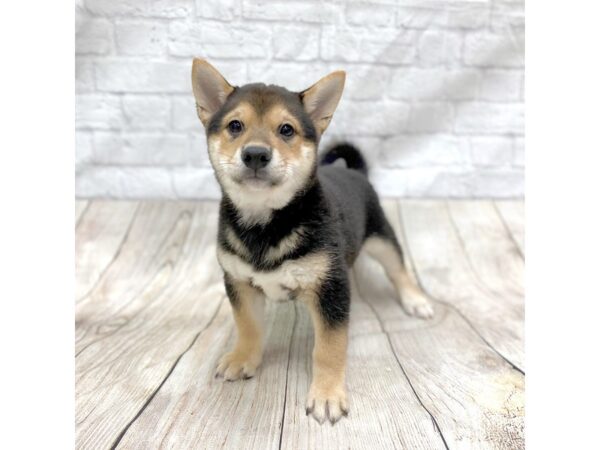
xmin=76 ymin=203 xmax=225 ymax=450
xmin=76 ymin=200 xmax=89 ymax=225
xmin=395 ymin=200 xmax=524 ymax=370
xmin=75 ymin=201 xmax=139 ymax=303
xmin=75 ymin=202 xmax=196 ymax=350
xmin=353 ymin=250 xmax=524 ymax=449
xmin=279 ymin=274 xmax=446 ymax=450
xmin=494 ymin=201 xmax=525 ymax=257
xmin=75 ymin=200 xmax=525 ymax=449
xmin=116 ymin=301 xmax=293 ymax=450
xmin=448 ymin=201 xmax=524 ymax=298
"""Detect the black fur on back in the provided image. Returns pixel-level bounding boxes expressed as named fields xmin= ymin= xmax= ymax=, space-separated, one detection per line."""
xmin=319 ymin=143 xmax=368 ymax=176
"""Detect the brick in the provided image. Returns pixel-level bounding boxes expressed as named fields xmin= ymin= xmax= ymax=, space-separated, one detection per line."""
xmin=396 ymin=6 xmax=488 ymax=30
xmin=76 ymin=167 xmax=175 ymax=198
xmin=370 ymin=167 xmax=474 ymax=197
xmin=445 ymin=6 xmax=490 ymax=29
xmin=417 ymin=30 xmax=461 ymax=66
xmin=443 ymin=69 xmax=481 ymax=100
xmin=469 ymin=136 xmax=513 ymax=167
xmin=76 ymin=94 xmax=122 ymax=129
xmin=491 ymin=2 xmax=525 ymax=31
xmin=455 ymin=102 xmax=524 ymax=134
xmin=93 ymin=132 xmax=190 ymax=165
xmin=204 ymin=60 xmax=248 ymax=86
xmin=242 ymin=0 xmax=341 ymax=23
xmin=480 ymin=70 xmax=522 ymax=101
xmin=380 ymin=134 xmax=468 ymax=168
xmin=196 ymin=0 xmax=238 ymax=20
xmin=76 ymin=19 xmax=112 ymax=55
xmin=389 ymin=68 xmax=446 ymax=100
xmin=172 ymin=168 xmax=220 ymax=198
xmin=464 ymin=32 xmax=524 ymax=67
xmin=344 ymin=0 xmax=401 ymax=4
xmin=513 ymin=137 xmax=524 ymax=167
xmin=190 ymin=132 xmax=210 ymax=167
xmin=407 ymin=102 xmax=454 ymax=133
xmin=76 ymin=59 xmax=95 ymax=93
xmin=333 ymin=101 xmax=410 ymax=136
xmin=115 ymin=21 xmax=167 ymax=56
xmin=96 ymin=61 xmax=190 ymax=93
xmin=343 ymin=65 xmax=391 ymax=100
xmin=122 ymin=95 xmax=170 ymax=129
xmin=272 ymin=25 xmax=319 ymax=61
xmin=248 ymin=62 xmax=330 ymax=91
xmin=169 ymin=21 xmax=270 ymax=59
xmin=85 ymin=0 xmax=193 ymax=18
xmin=396 ymin=8 xmax=438 ymax=29
xmin=346 ymin=4 xmax=395 ymax=27
xmin=74 ymin=0 xmax=525 ymax=200
xmin=76 ymin=132 xmax=93 ymax=170
xmin=471 ymin=168 xmax=524 ymax=197
xmin=520 ymin=72 xmax=525 ymax=101
xmin=321 ymin=27 xmax=417 ymax=64
xmin=172 ymin=96 xmax=201 ymax=131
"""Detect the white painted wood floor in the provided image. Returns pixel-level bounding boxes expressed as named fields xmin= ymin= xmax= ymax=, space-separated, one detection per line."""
xmin=75 ymin=199 xmax=524 ymax=450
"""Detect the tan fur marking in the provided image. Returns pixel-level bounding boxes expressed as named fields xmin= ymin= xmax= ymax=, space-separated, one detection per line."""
xmin=216 ymin=279 xmax=265 ymax=380
xmin=263 ymin=226 xmax=305 ymax=263
xmin=224 ymin=226 xmax=250 ymax=259
xmin=302 ymin=291 xmax=349 ymax=424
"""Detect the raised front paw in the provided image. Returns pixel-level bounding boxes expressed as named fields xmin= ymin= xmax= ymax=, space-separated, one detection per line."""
xmin=216 ymin=350 xmax=262 ymax=381
xmin=305 ymin=383 xmax=349 ymax=425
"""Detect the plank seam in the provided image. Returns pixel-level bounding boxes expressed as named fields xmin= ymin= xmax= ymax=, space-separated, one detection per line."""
xmin=75 ymin=263 xmax=174 ymax=358
xmin=443 ymin=201 xmax=525 ymax=374
xmin=437 ymin=299 xmax=525 ymax=376
xmin=277 ymin=303 xmax=298 ymax=450
xmin=352 ymin=272 xmax=450 ymax=450
xmin=109 ymin=298 xmax=225 ymax=450
xmin=76 ymin=207 xmax=198 ymax=355
xmin=398 ymin=201 xmax=525 ymax=375
xmin=75 ymin=200 xmax=92 ymax=229
xmin=444 ymin=202 xmax=517 ymax=300
xmin=492 ymin=201 xmax=525 ymax=260
xmin=76 ymin=202 xmax=142 ymax=304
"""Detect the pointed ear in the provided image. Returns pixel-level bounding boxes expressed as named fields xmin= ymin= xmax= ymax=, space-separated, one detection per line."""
xmin=191 ymin=58 xmax=235 ymax=127
xmin=300 ymin=71 xmax=346 ymax=136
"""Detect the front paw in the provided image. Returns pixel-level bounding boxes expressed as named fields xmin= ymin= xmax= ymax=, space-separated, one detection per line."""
xmin=305 ymin=383 xmax=349 ymax=425
xmin=216 ymin=350 xmax=262 ymax=381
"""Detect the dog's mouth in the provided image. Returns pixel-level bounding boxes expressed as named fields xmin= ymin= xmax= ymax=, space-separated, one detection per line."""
xmin=232 ymin=169 xmax=281 ymax=188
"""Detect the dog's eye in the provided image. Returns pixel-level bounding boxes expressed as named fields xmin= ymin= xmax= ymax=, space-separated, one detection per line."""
xmin=279 ymin=123 xmax=295 ymax=138
xmin=228 ymin=120 xmax=243 ymax=135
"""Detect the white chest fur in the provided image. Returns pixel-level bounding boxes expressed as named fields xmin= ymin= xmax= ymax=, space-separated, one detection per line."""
xmin=217 ymin=248 xmax=330 ymax=301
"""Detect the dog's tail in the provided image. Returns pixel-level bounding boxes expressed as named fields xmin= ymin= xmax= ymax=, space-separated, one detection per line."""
xmin=319 ymin=142 xmax=368 ymax=177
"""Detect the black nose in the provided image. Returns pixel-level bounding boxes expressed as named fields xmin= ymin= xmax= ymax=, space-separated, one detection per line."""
xmin=241 ymin=146 xmax=272 ymax=170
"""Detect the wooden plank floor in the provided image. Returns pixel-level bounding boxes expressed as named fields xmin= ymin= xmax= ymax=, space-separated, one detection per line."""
xmin=75 ymin=199 xmax=525 ymax=450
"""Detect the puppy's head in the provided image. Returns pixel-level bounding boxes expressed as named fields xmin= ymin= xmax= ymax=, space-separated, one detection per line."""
xmin=191 ymin=59 xmax=345 ymax=214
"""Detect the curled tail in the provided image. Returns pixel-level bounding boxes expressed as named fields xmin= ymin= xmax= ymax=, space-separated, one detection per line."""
xmin=319 ymin=142 xmax=368 ymax=177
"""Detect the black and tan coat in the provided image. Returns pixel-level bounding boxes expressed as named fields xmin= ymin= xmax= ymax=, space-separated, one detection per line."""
xmin=191 ymin=59 xmax=433 ymax=424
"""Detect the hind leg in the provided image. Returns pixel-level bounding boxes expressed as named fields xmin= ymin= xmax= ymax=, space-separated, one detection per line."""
xmin=363 ymin=226 xmax=434 ymax=319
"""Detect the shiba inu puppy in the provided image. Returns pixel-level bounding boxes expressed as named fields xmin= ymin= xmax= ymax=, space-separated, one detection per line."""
xmin=191 ymin=59 xmax=433 ymax=424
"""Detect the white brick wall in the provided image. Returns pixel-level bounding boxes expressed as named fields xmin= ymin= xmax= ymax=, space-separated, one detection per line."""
xmin=76 ymin=0 xmax=524 ymax=199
